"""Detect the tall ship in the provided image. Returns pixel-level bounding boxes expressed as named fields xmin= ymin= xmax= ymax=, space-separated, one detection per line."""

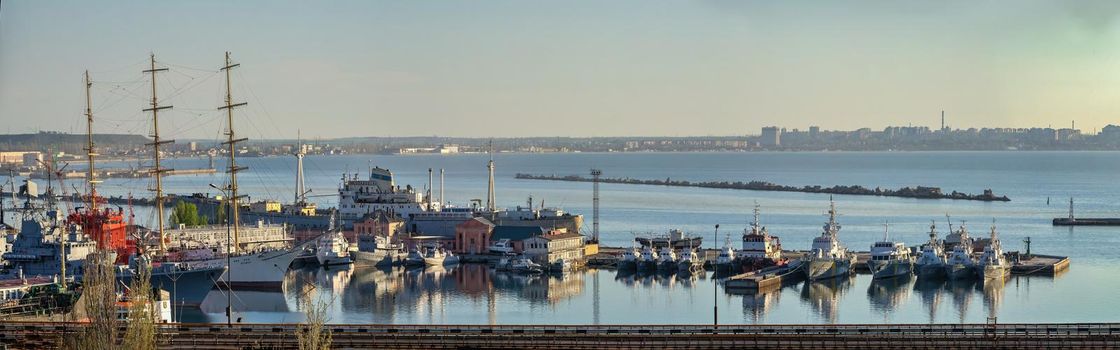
xmin=914 ymin=222 xmax=947 ymax=278
xmin=122 ymin=54 xmax=296 ymax=295
xmin=736 ymin=204 xmax=782 ymax=269
xmin=866 ymin=224 xmax=913 ymax=279
xmin=804 ymin=199 xmax=856 ymax=281
xmin=976 ymin=223 xmax=1010 ymax=281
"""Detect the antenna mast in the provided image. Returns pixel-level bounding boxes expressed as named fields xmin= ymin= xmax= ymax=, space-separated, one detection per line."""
xmin=143 ymin=54 xmax=173 ymax=252
xmin=220 ymin=52 xmax=248 ymax=251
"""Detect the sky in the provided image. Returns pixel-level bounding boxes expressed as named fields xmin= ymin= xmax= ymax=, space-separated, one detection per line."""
xmin=3 ymin=1 xmax=1120 ymax=139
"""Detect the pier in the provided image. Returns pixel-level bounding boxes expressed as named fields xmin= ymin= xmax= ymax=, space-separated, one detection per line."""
xmin=0 ymin=321 xmax=1115 ymax=349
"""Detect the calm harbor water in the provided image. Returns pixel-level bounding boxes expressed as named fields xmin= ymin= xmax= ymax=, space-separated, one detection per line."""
xmin=11 ymin=151 xmax=1120 ymax=324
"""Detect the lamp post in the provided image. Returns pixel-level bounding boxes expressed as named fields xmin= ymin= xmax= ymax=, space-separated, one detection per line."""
xmin=210 ymin=183 xmax=233 ymax=327
xmin=713 ymin=223 xmax=719 ymax=332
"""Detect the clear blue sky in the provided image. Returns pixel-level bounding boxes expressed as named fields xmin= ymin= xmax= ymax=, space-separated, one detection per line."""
xmin=3 ymin=0 xmax=1120 ymax=139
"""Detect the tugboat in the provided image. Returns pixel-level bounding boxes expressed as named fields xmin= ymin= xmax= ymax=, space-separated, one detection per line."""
xmin=617 ymin=246 xmax=640 ymax=271
xmin=915 ymin=222 xmax=947 ymax=279
xmin=804 ymin=199 xmax=855 ymax=281
xmin=637 ymin=244 xmax=659 ymax=271
xmin=713 ymin=234 xmax=737 ymax=272
xmin=944 ymin=224 xmax=976 ymax=280
xmin=316 ymin=230 xmax=353 ymax=267
xmin=976 ymin=222 xmax=1010 ymax=281
xmin=737 ymin=204 xmax=783 ymax=270
xmin=657 ymin=246 xmax=678 ymax=272
xmin=867 ymin=224 xmax=913 ymax=279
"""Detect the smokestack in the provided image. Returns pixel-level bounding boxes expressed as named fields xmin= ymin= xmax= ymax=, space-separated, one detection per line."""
xmin=940 ymin=110 xmax=945 ymax=130
xmin=427 ymin=168 xmax=433 ymax=207
xmin=439 ymin=168 xmax=445 ymax=208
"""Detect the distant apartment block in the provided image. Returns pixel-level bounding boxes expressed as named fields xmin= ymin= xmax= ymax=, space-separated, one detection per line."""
xmin=760 ymin=127 xmax=781 ymax=146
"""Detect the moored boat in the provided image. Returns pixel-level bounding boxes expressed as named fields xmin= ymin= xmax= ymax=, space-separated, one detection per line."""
xmin=867 ymin=224 xmax=913 ymax=279
xmin=804 ymin=199 xmax=855 ymax=281
xmin=637 ymin=245 xmax=659 ymax=271
xmin=737 ymin=204 xmax=783 ymax=270
xmin=656 ymin=246 xmax=678 ymax=271
xmin=316 ymin=230 xmax=353 ymax=267
xmin=915 ymin=222 xmax=947 ymax=279
xmin=976 ymin=223 xmax=1010 ymax=281
xmin=944 ymin=223 xmax=976 ymax=280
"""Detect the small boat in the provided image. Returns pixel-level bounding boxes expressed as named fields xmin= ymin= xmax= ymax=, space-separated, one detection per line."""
xmin=497 ymin=254 xmax=543 ymax=274
xmin=656 ymin=246 xmax=678 ymax=271
xmin=635 ymin=229 xmax=702 ymax=249
xmin=713 ymin=234 xmax=736 ymax=272
xmin=914 ymin=222 xmax=947 ymax=279
xmin=805 ymin=199 xmax=856 ymax=281
xmin=422 ymin=247 xmax=447 ymax=266
xmin=677 ymin=246 xmax=704 ymax=273
xmin=488 ymin=239 xmax=515 ymax=254
xmin=404 ymin=248 xmax=425 ymax=266
xmin=976 ymin=223 xmax=1010 ymax=281
xmin=618 ymin=246 xmax=640 ymax=271
xmin=316 ymin=231 xmax=353 ymax=267
xmin=867 ymin=224 xmax=913 ymax=279
xmin=638 ymin=245 xmax=659 ymax=270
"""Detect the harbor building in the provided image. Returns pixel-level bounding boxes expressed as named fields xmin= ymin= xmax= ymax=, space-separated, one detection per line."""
xmin=454 ymin=217 xmax=495 ymax=254
xmin=523 ymin=230 xmax=584 ymax=266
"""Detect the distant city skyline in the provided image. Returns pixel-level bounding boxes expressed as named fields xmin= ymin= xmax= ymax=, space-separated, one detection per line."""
xmin=4 ymin=1 xmax=1120 ymax=139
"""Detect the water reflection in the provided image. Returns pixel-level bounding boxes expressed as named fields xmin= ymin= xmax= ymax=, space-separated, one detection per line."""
xmin=181 ymin=266 xmax=1061 ymax=325
xmin=800 ymin=276 xmax=854 ymax=323
xmin=741 ymin=289 xmax=781 ymax=323
xmin=867 ymin=275 xmax=913 ymax=318
xmin=913 ymin=277 xmax=944 ymax=323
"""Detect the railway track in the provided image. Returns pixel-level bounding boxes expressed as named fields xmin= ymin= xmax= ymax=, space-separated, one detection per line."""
xmin=0 ymin=321 xmax=1116 ymax=349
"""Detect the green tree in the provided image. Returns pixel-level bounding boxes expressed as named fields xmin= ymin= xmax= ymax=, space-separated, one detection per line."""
xmin=169 ymin=202 xmax=203 ymax=227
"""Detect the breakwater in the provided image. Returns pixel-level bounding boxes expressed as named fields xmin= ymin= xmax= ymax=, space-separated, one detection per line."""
xmin=516 ymin=174 xmax=1010 ymax=202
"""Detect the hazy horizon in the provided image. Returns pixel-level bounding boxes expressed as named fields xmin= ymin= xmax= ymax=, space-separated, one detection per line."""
xmin=3 ymin=1 xmax=1120 ymax=140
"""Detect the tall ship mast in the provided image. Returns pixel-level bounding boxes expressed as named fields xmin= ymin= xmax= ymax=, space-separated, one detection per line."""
xmin=221 ymin=51 xmax=248 ymax=252
xmin=143 ymin=53 xmax=173 ymax=253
